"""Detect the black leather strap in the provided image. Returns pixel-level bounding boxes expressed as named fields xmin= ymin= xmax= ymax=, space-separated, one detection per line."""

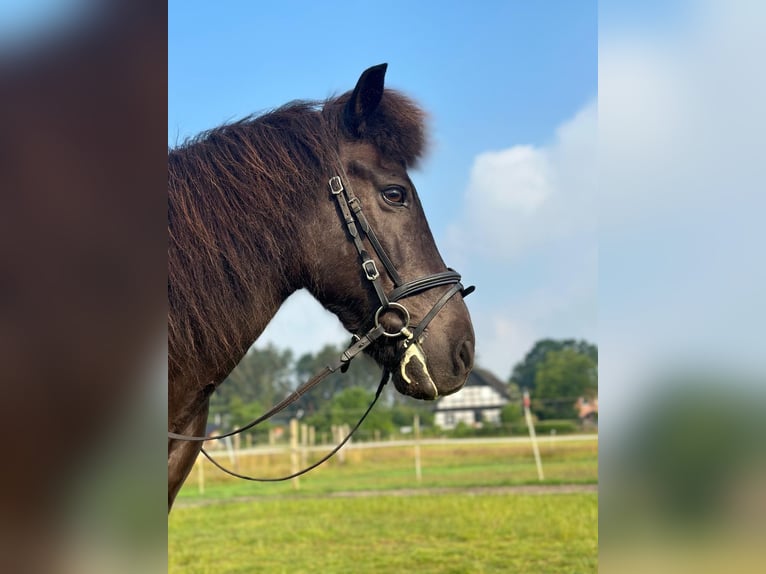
xmin=389 ymin=270 xmax=463 ymax=302
xmin=168 ymin=324 xmax=386 ymax=442
xmin=330 ymin=176 xmax=392 ymax=308
xmin=348 ymin=196 xmax=403 ymax=286
xmin=198 ymin=370 xmax=389 ymax=482
xmin=410 ymin=283 xmax=465 ymax=343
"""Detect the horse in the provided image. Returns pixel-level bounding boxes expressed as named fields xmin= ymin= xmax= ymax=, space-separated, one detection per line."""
xmin=168 ymin=64 xmax=475 ymax=509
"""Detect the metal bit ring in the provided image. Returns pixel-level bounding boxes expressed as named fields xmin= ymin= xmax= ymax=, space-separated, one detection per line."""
xmin=374 ymin=303 xmax=411 ymax=338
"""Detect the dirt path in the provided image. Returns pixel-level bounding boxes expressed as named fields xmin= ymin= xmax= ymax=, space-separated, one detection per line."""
xmin=175 ymin=484 xmax=597 ymax=509
xmin=327 ymin=484 xmax=597 ymax=497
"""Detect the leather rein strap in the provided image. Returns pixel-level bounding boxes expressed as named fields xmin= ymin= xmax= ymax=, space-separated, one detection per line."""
xmin=168 ymin=173 xmax=473 ymax=482
xmin=167 ymin=324 xmax=386 ymax=443
xmin=200 ymin=369 xmax=390 ymax=482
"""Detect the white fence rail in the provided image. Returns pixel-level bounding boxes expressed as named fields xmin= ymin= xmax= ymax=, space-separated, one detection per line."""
xmin=205 ymin=433 xmax=598 ymax=458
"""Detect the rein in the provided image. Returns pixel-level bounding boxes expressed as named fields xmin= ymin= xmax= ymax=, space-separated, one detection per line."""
xmin=201 ymin=369 xmax=389 ymax=482
xmin=168 ymin=172 xmax=473 ymax=482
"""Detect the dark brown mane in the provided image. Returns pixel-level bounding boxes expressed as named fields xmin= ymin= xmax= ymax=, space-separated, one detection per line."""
xmin=168 ymin=89 xmax=427 ymax=386
xmin=325 ymin=89 xmax=428 ymax=168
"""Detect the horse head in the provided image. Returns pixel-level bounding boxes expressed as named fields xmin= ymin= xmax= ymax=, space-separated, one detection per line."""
xmin=303 ymin=64 xmax=475 ymax=400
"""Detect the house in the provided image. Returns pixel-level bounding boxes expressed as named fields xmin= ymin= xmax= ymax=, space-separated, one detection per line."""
xmin=576 ymin=396 xmax=598 ymax=426
xmin=203 ymin=422 xmax=223 ymax=450
xmin=434 ymin=368 xmax=510 ymax=429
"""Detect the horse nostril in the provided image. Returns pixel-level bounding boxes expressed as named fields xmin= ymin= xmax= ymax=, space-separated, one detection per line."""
xmin=454 ymin=339 xmax=474 ymax=375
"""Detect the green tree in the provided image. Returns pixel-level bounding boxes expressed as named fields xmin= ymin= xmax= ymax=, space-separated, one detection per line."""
xmin=227 ymin=396 xmax=266 ymax=427
xmin=509 ymin=338 xmax=597 ymax=393
xmin=306 ymin=386 xmax=394 ymax=440
xmin=226 ymin=396 xmax=272 ymax=440
xmin=390 ymin=402 xmax=435 ymax=428
xmin=533 ymin=348 xmax=597 ymax=419
xmin=500 ymin=401 xmax=523 ymax=424
xmin=293 ymin=343 xmax=382 ymax=416
xmin=210 ymin=343 xmax=293 ymax=419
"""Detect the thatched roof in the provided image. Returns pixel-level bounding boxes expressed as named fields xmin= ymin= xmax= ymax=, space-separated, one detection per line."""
xmin=461 ymin=368 xmax=510 ymax=399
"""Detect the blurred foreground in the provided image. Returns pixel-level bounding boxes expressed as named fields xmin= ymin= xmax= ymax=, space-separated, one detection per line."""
xmin=1 ymin=1 xmax=166 ymax=572
xmin=601 ymin=373 xmax=765 ymax=574
xmin=599 ymin=0 xmax=766 ymax=570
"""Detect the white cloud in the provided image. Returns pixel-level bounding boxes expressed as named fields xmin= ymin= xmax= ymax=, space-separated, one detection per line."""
xmin=443 ymin=101 xmax=598 ymax=379
xmin=469 ymin=146 xmax=552 ymax=215
xmin=474 ymin=314 xmax=537 ymax=379
xmin=449 ymin=99 xmax=597 ymax=261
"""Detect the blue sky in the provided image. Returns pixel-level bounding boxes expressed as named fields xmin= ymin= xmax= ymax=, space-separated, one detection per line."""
xmin=169 ymin=1 xmax=598 ymax=380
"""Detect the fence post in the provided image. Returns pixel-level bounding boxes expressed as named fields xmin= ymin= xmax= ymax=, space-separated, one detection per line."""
xmin=334 ymin=425 xmax=346 ymax=463
xmin=196 ymin=456 xmax=205 ymax=495
xmin=300 ymin=423 xmax=308 ymax=468
xmin=233 ymin=428 xmax=241 ymax=452
xmin=414 ymin=414 xmax=422 ymax=484
xmin=290 ymin=418 xmax=300 ymax=490
xmin=224 ymin=432 xmax=238 ymax=471
xmin=523 ymin=389 xmax=545 ymax=481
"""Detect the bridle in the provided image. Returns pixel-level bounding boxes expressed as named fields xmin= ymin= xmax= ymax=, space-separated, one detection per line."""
xmin=326 ymin=173 xmax=473 ymax=355
xmin=168 ymin=170 xmax=474 ymax=482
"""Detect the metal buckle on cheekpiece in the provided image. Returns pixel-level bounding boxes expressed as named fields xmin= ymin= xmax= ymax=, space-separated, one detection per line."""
xmin=362 ymin=259 xmax=380 ymax=281
xmin=341 ymin=334 xmax=361 ymax=373
xmin=329 ymin=176 xmax=344 ymax=195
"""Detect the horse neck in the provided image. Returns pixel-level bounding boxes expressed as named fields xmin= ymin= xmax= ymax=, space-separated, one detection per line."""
xmin=169 ymin=187 xmax=311 ymax=389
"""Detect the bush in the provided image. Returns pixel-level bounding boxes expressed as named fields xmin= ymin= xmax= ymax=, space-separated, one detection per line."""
xmin=450 ymin=421 xmax=475 ymax=438
xmin=439 ymin=417 xmax=582 ymax=440
xmin=508 ymin=419 xmax=578 ymax=435
xmin=535 ymin=420 xmax=579 ymax=434
xmin=500 ymin=402 xmax=523 ymax=424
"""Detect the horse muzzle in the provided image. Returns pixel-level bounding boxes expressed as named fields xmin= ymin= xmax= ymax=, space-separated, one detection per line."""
xmin=390 ymin=334 xmax=473 ymax=400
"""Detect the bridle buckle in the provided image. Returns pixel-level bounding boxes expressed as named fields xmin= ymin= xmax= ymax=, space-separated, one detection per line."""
xmin=329 ymin=176 xmax=344 ymax=195
xmin=362 ymin=259 xmax=380 ymax=281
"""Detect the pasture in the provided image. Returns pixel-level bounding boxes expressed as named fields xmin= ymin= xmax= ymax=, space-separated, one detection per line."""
xmin=169 ymin=436 xmax=598 ymax=572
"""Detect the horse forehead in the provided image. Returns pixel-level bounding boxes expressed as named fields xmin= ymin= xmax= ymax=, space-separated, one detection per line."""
xmin=340 ymin=142 xmax=405 ymax=174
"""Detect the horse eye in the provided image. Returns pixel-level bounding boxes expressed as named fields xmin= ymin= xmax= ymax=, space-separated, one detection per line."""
xmin=381 ymin=186 xmax=406 ymax=206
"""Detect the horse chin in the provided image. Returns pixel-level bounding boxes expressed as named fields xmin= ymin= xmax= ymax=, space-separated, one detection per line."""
xmin=391 ymin=366 xmax=438 ymax=400
xmin=390 ymin=342 xmax=439 ymax=401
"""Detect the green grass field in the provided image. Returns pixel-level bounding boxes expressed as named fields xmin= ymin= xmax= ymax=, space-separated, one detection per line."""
xmin=169 ymin=437 xmax=598 ymax=573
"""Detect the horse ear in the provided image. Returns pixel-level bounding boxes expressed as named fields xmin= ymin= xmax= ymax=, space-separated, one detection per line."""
xmin=344 ymin=63 xmax=388 ymax=135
